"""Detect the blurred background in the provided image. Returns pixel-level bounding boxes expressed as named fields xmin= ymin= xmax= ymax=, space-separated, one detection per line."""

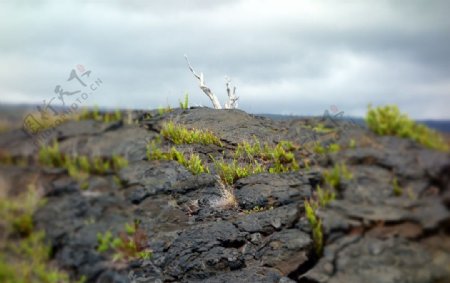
xmin=0 ymin=0 xmax=449 ymax=119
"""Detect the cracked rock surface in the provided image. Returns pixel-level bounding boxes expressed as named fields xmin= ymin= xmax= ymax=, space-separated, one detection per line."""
xmin=0 ymin=107 xmax=449 ymax=282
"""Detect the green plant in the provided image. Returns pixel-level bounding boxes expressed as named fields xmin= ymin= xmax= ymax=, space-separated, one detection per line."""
xmin=185 ymin=153 xmax=209 ymax=175
xmin=234 ymin=137 xmax=263 ymax=161
xmin=143 ymin=113 xmax=152 ymax=120
xmin=323 ymin=163 xmax=353 ymax=189
xmin=349 ymin=139 xmax=356 ymax=149
xmin=314 ymin=143 xmax=341 ymax=154
xmin=157 ymin=105 xmax=172 ymax=115
xmin=0 ymin=185 xmax=70 ymax=283
xmin=39 ymin=143 xmax=128 ymax=190
xmin=146 ymin=138 xmax=167 ymax=160
xmin=161 ymin=121 xmax=222 ymax=146
xmin=96 ymin=222 xmax=152 ymax=262
xmin=0 ymin=151 xmax=13 ymax=165
xmin=315 ymin=185 xmax=336 ymax=207
xmin=267 ymin=142 xmax=300 ymax=173
xmin=214 ymin=158 xmax=264 ymax=185
xmin=111 ymin=155 xmax=129 ymax=171
xmin=38 ymin=141 xmax=64 ymax=167
xmin=303 ymin=185 xmax=336 ymax=256
xmin=0 ymin=185 xmax=45 ymax=237
xmin=304 ymin=200 xmax=323 ymax=255
xmin=366 ymin=105 xmax=448 ymax=151
xmin=77 ymin=107 xmax=122 ymax=123
xmin=242 ymin=205 xmax=273 ymax=214
xmin=179 ymin=93 xmax=189 ymax=110
xmin=97 ymin=231 xmax=115 ymax=253
xmin=312 ymin=123 xmax=334 ymax=133
xmin=147 ymin=142 xmax=209 ymax=175
xmin=392 ymin=177 xmax=403 ymax=197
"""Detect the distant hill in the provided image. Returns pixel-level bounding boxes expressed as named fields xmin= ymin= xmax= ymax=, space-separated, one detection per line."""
xmin=257 ymin=114 xmax=450 ymax=133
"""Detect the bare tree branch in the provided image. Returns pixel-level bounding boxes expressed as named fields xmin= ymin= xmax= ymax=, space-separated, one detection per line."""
xmin=224 ymin=76 xmax=239 ymax=109
xmin=184 ymin=55 xmax=222 ymax=109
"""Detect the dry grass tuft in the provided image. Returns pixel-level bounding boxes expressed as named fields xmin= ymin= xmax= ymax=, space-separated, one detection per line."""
xmin=209 ymin=176 xmax=238 ymax=210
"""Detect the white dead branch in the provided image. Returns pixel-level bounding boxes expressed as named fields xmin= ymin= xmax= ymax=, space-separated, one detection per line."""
xmin=184 ymin=55 xmax=239 ymax=109
xmin=224 ymin=76 xmax=238 ymax=109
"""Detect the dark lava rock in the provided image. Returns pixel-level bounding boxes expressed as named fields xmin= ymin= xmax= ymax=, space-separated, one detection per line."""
xmin=1 ymin=107 xmax=449 ymax=283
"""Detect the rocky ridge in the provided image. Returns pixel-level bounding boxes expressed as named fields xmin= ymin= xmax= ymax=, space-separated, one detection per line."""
xmin=0 ymin=107 xmax=449 ymax=283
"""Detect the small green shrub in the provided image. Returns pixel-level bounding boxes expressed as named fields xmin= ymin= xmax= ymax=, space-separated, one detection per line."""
xmin=147 ymin=141 xmax=209 ymax=175
xmin=267 ymin=142 xmax=300 ymax=173
xmin=366 ymin=105 xmax=448 ymax=151
xmin=234 ymin=139 xmax=300 ymax=174
xmin=214 ymin=159 xmax=264 ymax=185
xmin=185 ymin=153 xmax=209 ymax=175
xmin=234 ymin=137 xmax=264 ymax=161
xmin=96 ymin=222 xmax=152 ymax=262
xmin=161 ymin=122 xmax=222 ymax=146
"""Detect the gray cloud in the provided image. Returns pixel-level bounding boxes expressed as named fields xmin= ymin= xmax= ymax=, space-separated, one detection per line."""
xmin=0 ymin=0 xmax=449 ymax=119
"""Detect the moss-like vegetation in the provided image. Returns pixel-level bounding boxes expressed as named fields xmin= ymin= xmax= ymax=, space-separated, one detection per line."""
xmin=161 ymin=122 xmax=222 ymax=146
xmin=39 ymin=141 xmax=128 ymax=174
xmin=77 ymin=106 xmax=122 ymax=123
xmin=151 ymin=129 xmax=301 ymax=185
xmin=314 ymin=143 xmax=341 ymax=154
xmin=0 ymin=151 xmax=29 ymax=168
xmin=242 ymin=205 xmax=273 ymax=214
xmin=312 ymin=123 xmax=334 ymax=133
xmin=366 ymin=104 xmax=448 ymax=151
xmin=97 ymin=221 xmax=152 ymax=262
xmin=234 ymin=139 xmax=300 ymax=174
xmin=38 ymin=141 xmax=128 ymax=188
xmin=0 ymin=185 xmax=75 ymax=283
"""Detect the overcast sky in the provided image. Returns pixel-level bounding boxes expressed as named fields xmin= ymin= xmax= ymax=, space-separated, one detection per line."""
xmin=1 ymin=0 xmax=449 ymax=119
